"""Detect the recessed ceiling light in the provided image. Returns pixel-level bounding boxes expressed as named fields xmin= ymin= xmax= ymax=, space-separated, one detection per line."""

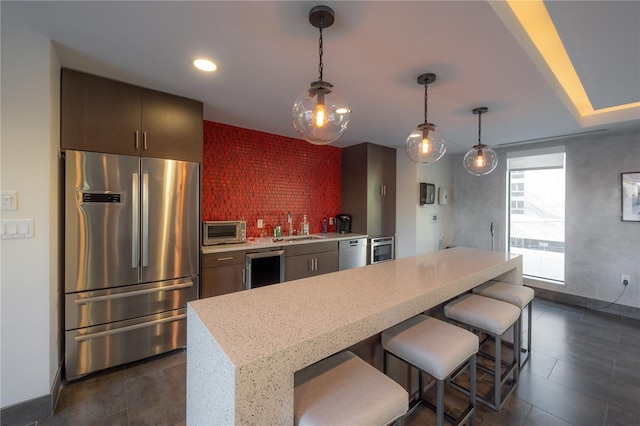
xmin=193 ymin=58 xmax=217 ymax=72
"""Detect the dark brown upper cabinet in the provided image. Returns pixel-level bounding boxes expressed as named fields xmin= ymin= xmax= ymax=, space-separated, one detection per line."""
xmin=61 ymin=68 xmax=203 ymax=162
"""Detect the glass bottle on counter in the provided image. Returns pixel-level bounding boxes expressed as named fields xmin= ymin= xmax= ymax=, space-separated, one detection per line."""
xmin=302 ymin=215 xmax=309 ymax=235
xmin=322 ymin=217 xmax=327 ymax=234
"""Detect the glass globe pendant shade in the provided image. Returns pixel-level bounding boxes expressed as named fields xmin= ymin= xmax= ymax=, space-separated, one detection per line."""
xmin=405 ymin=123 xmax=446 ymax=164
xmin=292 ymin=80 xmax=350 ymax=145
xmin=463 ymin=144 xmax=498 ymax=176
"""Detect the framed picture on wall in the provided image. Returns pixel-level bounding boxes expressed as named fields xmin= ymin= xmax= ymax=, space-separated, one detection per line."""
xmin=621 ymin=172 xmax=640 ymax=222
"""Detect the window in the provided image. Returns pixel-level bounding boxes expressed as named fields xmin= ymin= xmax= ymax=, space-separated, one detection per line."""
xmin=507 ymin=148 xmax=565 ymax=283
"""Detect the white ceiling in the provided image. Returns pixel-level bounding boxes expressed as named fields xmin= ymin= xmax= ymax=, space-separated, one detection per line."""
xmin=3 ymin=1 xmax=639 ymax=153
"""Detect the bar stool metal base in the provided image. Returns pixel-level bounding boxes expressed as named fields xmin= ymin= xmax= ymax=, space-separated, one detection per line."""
xmin=384 ymin=351 xmax=476 ymax=426
xmin=472 ymin=282 xmax=534 ymax=370
xmin=447 ymin=320 xmax=520 ymax=411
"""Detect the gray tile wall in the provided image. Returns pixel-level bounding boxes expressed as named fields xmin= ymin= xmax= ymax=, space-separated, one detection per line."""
xmin=452 ymin=129 xmax=640 ymax=309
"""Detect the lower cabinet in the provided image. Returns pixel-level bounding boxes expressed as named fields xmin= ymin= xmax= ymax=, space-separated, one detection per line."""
xmin=285 ymin=241 xmax=339 ymax=281
xmin=200 ymin=241 xmax=341 ymax=298
xmin=201 ymin=251 xmax=246 ymax=298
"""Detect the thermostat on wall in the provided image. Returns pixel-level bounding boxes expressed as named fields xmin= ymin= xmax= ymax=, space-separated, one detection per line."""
xmin=438 ymin=188 xmax=448 ymax=205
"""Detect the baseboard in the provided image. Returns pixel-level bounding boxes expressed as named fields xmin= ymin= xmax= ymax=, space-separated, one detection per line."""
xmin=0 ymin=363 xmax=62 ymax=426
xmin=51 ymin=362 xmax=63 ymax=417
xmin=533 ymin=287 xmax=640 ymax=320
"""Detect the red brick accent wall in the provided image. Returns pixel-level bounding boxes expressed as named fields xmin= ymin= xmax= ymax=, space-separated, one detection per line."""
xmin=202 ymin=121 xmax=341 ymax=237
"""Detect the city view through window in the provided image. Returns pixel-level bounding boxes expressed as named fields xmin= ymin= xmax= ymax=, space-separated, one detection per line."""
xmin=508 ymin=152 xmax=565 ymax=283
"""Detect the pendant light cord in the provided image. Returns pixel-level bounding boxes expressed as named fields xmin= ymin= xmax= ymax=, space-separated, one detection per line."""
xmin=477 ymin=110 xmax=483 ymax=144
xmin=318 ymin=23 xmax=324 ymax=82
xmin=423 ymin=83 xmax=429 ymax=124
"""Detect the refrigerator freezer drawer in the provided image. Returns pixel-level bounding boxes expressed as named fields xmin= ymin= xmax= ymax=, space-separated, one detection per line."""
xmin=65 ymin=308 xmax=187 ymax=381
xmin=65 ymin=277 xmax=198 ymax=331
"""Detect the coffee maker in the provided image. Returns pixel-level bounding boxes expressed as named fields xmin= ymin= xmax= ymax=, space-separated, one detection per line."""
xmin=335 ymin=214 xmax=352 ymax=234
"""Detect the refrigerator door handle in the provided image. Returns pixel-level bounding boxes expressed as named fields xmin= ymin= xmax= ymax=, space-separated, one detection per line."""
xmin=132 ymin=173 xmax=140 ymax=269
xmin=74 ymin=313 xmax=186 ymax=342
xmin=74 ymin=280 xmax=194 ymax=305
xmin=142 ymin=173 xmax=149 ymax=268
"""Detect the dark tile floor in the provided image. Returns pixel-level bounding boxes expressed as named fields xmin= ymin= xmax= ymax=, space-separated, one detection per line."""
xmin=34 ymin=298 xmax=639 ymax=425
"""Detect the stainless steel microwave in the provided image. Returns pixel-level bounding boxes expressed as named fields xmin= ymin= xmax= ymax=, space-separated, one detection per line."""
xmin=203 ymin=221 xmax=246 ymax=245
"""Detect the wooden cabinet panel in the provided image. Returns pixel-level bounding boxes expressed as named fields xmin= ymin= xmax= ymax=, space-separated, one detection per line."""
xmin=342 ymin=143 xmax=396 ymax=237
xmin=380 ymin=146 xmax=396 ymax=236
xmin=61 ymin=68 xmax=141 ymax=156
xmin=201 ymin=251 xmax=246 ymax=298
xmin=285 ymin=241 xmax=337 ymax=257
xmin=141 ymin=89 xmax=203 ymax=162
xmin=314 ymin=250 xmax=339 ymax=275
xmin=285 ymin=249 xmax=338 ymax=281
xmin=202 ymin=250 xmax=246 ymax=268
xmin=61 ymin=68 xmax=203 ymax=162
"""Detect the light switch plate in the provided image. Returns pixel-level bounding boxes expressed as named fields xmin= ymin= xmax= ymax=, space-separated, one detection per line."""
xmin=1 ymin=191 xmax=17 ymax=211
xmin=0 ymin=219 xmax=34 ymax=239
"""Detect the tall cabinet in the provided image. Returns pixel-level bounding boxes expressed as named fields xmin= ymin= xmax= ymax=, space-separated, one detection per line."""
xmin=341 ymin=142 xmax=396 ymax=237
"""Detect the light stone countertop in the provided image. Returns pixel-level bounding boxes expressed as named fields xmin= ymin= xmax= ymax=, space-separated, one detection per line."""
xmin=187 ymin=246 xmax=522 ymax=425
xmin=200 ymin=232 xmax=368 ymax=254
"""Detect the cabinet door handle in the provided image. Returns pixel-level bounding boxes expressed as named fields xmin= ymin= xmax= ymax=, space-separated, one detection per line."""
xmin=143 ymin=131 xmax=148 ymax=150
xmin=135 ymin=131 xmax=139 ymax=150
xmin=217 ymin=257 xmax=234 ymax=262
xmin=242 ymin=268 xmax=246 ymax=284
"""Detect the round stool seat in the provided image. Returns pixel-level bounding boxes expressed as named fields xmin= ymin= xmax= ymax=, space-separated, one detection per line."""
xmin=382 ymin=315 xmax=478 ymax=380
xmin=294 ymin=351 xmax=408 ymax=426
xmin=445 ymin=294 xmax=520 ymax=335
xmin=473 ymin=281 xmax=534 ymax=310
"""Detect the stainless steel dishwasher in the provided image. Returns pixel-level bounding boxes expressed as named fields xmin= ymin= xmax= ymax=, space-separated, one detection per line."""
xmin=338 ymin=238 xmax=367 ymax=270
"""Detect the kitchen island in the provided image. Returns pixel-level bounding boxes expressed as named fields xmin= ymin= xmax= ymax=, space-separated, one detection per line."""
xmin=187 ymin=247 xmax=522 ymax=425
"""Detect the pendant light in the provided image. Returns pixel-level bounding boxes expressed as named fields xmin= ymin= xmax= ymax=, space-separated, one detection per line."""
xmin=405 ymin=73 xmax=447 ymax=164
xmin=463 ymin=107 xmax=498 ymax=176
xmin=292 ymin=5 xmax=350 ymax=145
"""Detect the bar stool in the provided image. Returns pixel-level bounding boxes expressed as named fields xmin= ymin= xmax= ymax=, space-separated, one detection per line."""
xmin=381 ymin=315 xmax=478 ymax=426
xmin=444 ymin=294 xmax=521 ymax=411
xmin=294 ymin=351 xmax=408 ymax=426
xmin=473 ymin=281 xmax=534 ymax=369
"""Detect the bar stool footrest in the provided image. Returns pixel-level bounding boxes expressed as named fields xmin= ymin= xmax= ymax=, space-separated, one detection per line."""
xmin=447 ymin=375 xmax=517 ymax=412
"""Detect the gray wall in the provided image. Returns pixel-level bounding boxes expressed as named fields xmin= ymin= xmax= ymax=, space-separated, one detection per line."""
xmin=452 ymin=130 xmax=640 ymax=309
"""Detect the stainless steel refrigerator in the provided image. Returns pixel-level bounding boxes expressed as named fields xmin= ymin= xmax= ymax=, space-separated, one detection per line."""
xmin=64 ymin=150 xmax=199 ymax=380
